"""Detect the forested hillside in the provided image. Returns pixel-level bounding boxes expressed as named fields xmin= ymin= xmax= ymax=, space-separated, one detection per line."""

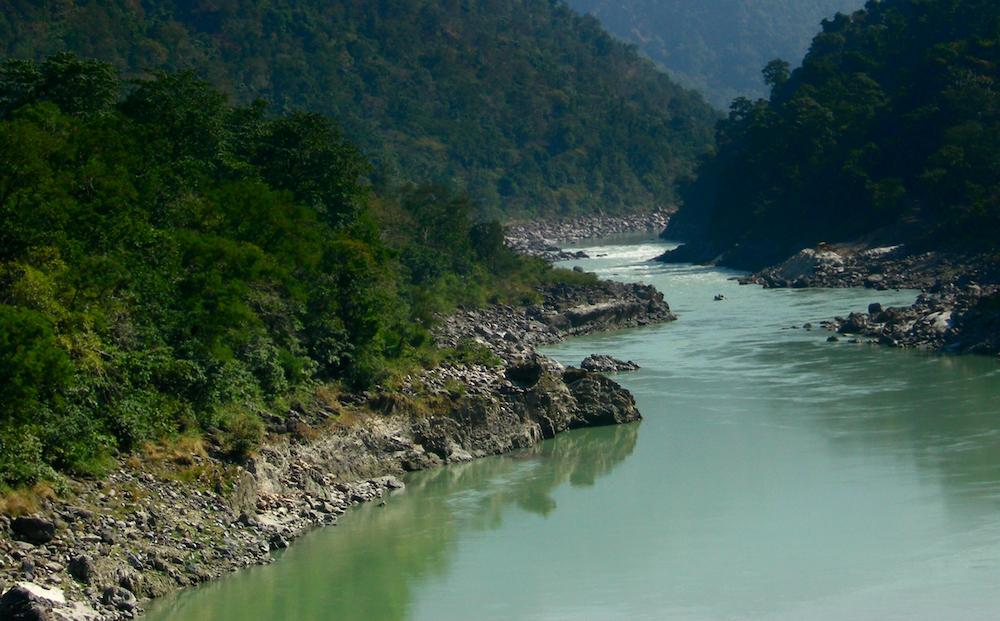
xmin=0 ymin=0 xmax=717 ymax=218
xmin=566 ymin=0 xmax=861 ymax=108
xmin=662 ymin=0 xmax=1000 ymax=269
xmin=0 ymin=55 xmax=595 ymax=488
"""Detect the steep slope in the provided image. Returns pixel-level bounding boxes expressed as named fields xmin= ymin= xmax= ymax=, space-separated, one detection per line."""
xmin=661 ymin=0 xmax=1000 ymax=269
xmin=0 ymin=54 xmax=633 ymax=487
xmin=566 ymin=0 xmax=862 ymax=108
xmin=0 ymin=0 xmax=717 ymax=218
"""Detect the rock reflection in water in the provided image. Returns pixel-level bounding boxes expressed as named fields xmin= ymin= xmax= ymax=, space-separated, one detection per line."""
xmin=144 ymin=423 xmax=638 ymax=621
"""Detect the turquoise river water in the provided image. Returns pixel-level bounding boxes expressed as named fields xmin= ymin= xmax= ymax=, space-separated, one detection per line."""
xmin=146 ymin=237 xmax=1000 ymax=621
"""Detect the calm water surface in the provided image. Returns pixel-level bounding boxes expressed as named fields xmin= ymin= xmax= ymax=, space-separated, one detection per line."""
xmin=146 ymin=237 xmax=1000 ymax=621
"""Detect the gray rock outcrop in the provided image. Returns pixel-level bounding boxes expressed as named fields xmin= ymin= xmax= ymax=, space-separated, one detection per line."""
xmin=0 ymin=586 xmax=49 ymax=621
xmin=828 ymin=285 xmax=1000 ymax=354
xmin=506 ymin=212 xmax=670 ymax=261
xmin=580 ymin=355 xmax=640 ymax=372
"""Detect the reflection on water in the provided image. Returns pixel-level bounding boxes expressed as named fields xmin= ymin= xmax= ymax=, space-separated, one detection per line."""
xmin=145 ymin=425 xmax=638 ymax=621
xmin=147 ymin=236 xmax=1000 ymax=621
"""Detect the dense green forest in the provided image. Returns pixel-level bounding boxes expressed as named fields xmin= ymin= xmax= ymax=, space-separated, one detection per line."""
xmin=664 ymin=0 xmax=1000 ymax=268
xmin=0 ymin=0 xmax=717 ymax=219
xmin=566 ymin=0 xmax=861 ymax=108
xmin=0 ymin=54 xmax=594 ymax=489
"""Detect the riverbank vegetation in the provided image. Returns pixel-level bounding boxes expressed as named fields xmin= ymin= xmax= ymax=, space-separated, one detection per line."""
xmin=0 ymin=0 xmax=717 ymax=218
xmin=0 ymin=55 xmax=592 ymax=489
xmin=667 ymin=0 xmax=1000 ymax=268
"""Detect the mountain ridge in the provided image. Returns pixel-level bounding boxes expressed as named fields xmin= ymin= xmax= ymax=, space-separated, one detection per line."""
xmin=566 ymin=0 xmax=863 ymax=108
xmin=1 ymin=0 xmax=718 ymax=219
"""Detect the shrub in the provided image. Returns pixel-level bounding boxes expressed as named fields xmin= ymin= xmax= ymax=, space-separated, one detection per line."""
xmin=0 ymin=304 xmax=73 ymax=425
xmin=444 ymin=340 xmax=502 ymax=368
xmin=0 ymin=427 xmax=53 ymax=487
xmin=213 ymin=406 xmax=265 ymax=459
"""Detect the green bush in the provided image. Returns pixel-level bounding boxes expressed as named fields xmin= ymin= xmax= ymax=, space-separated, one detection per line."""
xmin=444 ymin=341 xmax=503 ymax=368
xmin=0 ymin=305 xmax=73 ymax=423
xmin=214 ymin=406 xmax=265 ymax=460
xmin=0 ymin=427 xmax=53 ymax=488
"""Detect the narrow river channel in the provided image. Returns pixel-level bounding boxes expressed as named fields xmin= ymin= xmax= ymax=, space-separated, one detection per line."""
xmin=146 ymin=237 xmax=1000 ymax=621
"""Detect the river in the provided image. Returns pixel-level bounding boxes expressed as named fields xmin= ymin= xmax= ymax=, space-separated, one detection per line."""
xmin=145 ymin=237 xmax=1000 ymax=621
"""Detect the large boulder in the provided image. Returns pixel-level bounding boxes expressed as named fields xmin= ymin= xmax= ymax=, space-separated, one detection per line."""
xmin=0 ymin=586 xmax=49 ymax=621
xmin=11 ymin=517 xmax=56 ymax=546
xmin=771 ymin=248 xmax=844 ymax=282
xmin=950 ymin=292 xmax=1000 ymax=354
xmin=563 ymin=369 xmax=642 ymax=427
xmin=505 ymin=357 xmax=546 ymax=388
xmin=580 ymin=354 xmax=640 ymax=373
xmin=68 ymin=555 xmax=96 ymax=584
xmin=837 ymin=312 xmax=871 ymax=335
xmin=101 ymin=586 xmax=137 ymax=612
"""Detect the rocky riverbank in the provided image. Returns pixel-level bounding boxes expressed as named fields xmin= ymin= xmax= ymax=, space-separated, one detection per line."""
xmin=0 ymin=280 xmax=674 ymax=621
xmin=740 ymin=246 xmax=999 ymax=291
xmin=434 ymin=280 xmax=675 ymax=358
xmin=656 ymin=234 xmax=1000 ymax=355
xmin=738 ymin=244 xmax=1000 ymax=355
xmin=506 ymin=212 xmax=670 ymax=261
xmin=825 ymin=284 xmax=1000 ymax=355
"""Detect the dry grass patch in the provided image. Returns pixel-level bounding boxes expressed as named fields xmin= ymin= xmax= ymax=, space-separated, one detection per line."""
xmin=313 ymin=385 xmax=344 ymax=415
xmin=141 ymin=435 xmax=209 ymax=466
xmin=0 ymin=483 xmax=56 ymax=517
xmin=290 ymin=420 xmax=321 ymax=443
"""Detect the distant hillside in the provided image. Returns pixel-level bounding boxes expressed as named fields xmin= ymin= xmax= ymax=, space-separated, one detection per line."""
xmin=566 ymin=0 xmax=861 ymax=108
xmin=0 ymin=0 xmax=717 ymax=219
xmin=662 ymin=0 xmax=1000 ymax=269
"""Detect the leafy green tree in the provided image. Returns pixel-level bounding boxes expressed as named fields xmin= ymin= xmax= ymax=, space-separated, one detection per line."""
xmin=0 ymin=305 xmax=72 ymax=425
xmin=469 ymin=221 xmax=508 ymax=271
xmin=0 ymin=52 xmax=118 ymax=117
xmin=667 ymin=0 xmax=1000 ymax=267
xmin=762 ymin=59 xmax=791 ymax=89
xmin=121 ymin=70 xmax=228 ymax=168
xmin=251 ymin=112 xmax=370 ymax=228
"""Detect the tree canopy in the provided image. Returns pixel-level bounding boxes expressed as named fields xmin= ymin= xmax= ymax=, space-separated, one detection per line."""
xmin=0 ymin=55 xmax=589 ymax=488
xmin=664 ymin=0 xmax=1000 ymax=268
xmin=0 ymin=0 xmax=718 ymax=219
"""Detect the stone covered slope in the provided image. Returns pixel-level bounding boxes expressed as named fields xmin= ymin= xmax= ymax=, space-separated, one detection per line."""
xmin=827 ymin=285 xmax=1000 ymax=354
xmin=436 ymin=280 xmax=676 ymax=356
xmin=742 ymin=246 xmax=999 ymax=292
xmin=505 ymin=212 xmax=670 ymax=260
xmin=0 ymin=280 xmax=675 ymax=621
xmin=735 ymin=243 xmax=1000 ymax=356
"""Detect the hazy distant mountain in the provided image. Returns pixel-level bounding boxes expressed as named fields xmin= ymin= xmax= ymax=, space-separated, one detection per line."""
xmin=566 ymin=0 xmax=862 ymax=108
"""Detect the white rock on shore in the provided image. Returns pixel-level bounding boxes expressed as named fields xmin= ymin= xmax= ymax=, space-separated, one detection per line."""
xmin=505 ymin=212 xmax=670 ymax=261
